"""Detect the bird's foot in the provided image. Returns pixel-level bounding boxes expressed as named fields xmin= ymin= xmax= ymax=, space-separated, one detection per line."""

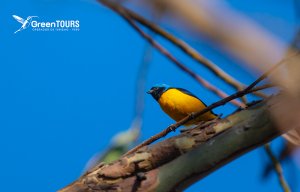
xmin=169 ymin=125 xmax=177 ymax=132
xmin=190 ymin=112 xmax=196 ymax=119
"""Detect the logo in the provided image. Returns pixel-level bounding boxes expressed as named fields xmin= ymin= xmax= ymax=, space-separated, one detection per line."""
xmin=12 ymin=15 xmax=38 ymax=33
xmin=12 ymin=15 xmax=80 ymax=33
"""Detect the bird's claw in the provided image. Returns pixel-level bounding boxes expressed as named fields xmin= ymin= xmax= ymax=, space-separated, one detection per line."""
xmin=169 ymin=125 xmax=176 ymax=132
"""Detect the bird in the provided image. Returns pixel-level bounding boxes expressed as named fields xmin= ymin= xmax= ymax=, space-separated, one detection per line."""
xmin=12 ymin=15 xmax=38 ymax=34
xmin=147 ymin=84 xmax=217 ymax=125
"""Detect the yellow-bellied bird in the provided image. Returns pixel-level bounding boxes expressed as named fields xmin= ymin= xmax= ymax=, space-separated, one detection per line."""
xmin=147 ymin=84 xmax=217 ymax=125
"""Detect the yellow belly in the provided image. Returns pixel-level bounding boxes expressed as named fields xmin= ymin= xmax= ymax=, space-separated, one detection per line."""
xmin=158 ymin=89 xmax=216 ymax=125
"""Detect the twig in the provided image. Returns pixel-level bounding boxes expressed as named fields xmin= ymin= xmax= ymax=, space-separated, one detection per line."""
xmin=264 ymin=144 xmax=291 ymax=192
xmin=124 ymin=84 xmax=264 ymax=156
xmin=99 ymin=0 xmax=244 ymax=108
xmin=250 ymin=84 xmax=275 ymax=92
xmin=124 ymin=54 xmax=299 ymax=155
xmin=245 ymin=51 xmax=300 ymax=92
xmin=133 ymin=31 xmax=155 ymax=122
xmin=97 ymin=0 xmax=271 ymax=101
xmin=124 ymin=6 xmax=243 ymax=89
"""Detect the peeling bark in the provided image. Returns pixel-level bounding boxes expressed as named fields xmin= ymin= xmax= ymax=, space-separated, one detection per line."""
xmin=58 ymin=98 xmax=283 ymax=192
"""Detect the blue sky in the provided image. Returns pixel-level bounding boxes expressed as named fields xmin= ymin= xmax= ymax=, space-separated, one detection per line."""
xmin=0 ymin=0 xmax=299 ymax=191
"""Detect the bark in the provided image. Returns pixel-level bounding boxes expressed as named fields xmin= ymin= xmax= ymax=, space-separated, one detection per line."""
xmin=58 ymin=98 xmax=282 ymax=192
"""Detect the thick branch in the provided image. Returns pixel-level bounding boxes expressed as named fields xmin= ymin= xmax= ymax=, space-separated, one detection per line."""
xmin=58 ymin=97 xmax=284 ymax=192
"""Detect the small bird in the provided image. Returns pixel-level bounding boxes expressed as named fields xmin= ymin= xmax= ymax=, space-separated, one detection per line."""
xmin=147 ymin=84 xmax=217 ymax=125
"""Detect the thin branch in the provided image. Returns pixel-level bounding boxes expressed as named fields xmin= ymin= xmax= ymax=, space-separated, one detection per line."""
xmin=250 ymin=84 xmax=275 ymax=92
xmin=245 ymin=52 xmax=300 ymax=92
xmin=133 ymin=33 xmax=154 ymax=122
xmin=124 ymin=82 xmax=267 ymax=156
xmin=264 ymin=144 xmax=291 ymax=192
xmin=124 ymin=53 xmax=299 ymax=155
xmin=97 ymin=0 xmax=270 ymax=101
xmin=124 ymin=6 xmax=243 ymax=89
xmin=99 ymin=0 xmax=244 ymax=108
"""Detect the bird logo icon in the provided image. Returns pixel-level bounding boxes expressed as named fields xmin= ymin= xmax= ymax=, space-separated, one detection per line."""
xmin=12 ymin=15 xmax=38 ymax=34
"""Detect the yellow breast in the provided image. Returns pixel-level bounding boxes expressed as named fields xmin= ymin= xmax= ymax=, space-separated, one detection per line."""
xmin=158 ymin=88 xmax=216 ymax=125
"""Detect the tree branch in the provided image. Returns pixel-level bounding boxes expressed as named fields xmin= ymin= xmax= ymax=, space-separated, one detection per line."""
xmin=125 ymin=52 xmax=290 ymax=156
xmin=98 ymin=0 xmax=245 ymax=107
xmin=97 ymin=0 xmax=269 ymax=101
xmin=58 ymin=97 xmax=285 ymax=192
xmin=264 ymin=144 xmax=291 ymax=192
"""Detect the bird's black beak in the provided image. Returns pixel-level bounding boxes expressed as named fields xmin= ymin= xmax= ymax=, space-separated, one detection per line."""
xmin=147 ymin=90 xmax=153 ymax=94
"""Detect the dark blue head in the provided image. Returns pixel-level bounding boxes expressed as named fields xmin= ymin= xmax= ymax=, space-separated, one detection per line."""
xmin=147 ymin=84 xmax=170 ymax=101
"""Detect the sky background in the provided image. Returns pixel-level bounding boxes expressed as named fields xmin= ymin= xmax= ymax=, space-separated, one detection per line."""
xmin=0 ymin=0 xmax=300 ymax=191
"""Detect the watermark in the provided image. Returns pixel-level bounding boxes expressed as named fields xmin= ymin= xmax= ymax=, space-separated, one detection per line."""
xmin=12 ymin=15 xmax=80 ymax=34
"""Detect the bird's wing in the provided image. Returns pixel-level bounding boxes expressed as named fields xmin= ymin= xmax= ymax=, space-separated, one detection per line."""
xmin=172 ymin=88 xmax=202 ymax=101
xmin=12 ymin=15 xmax=25 ymax=24
xmin=174 ymin=87 xmax=218 ymax=116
